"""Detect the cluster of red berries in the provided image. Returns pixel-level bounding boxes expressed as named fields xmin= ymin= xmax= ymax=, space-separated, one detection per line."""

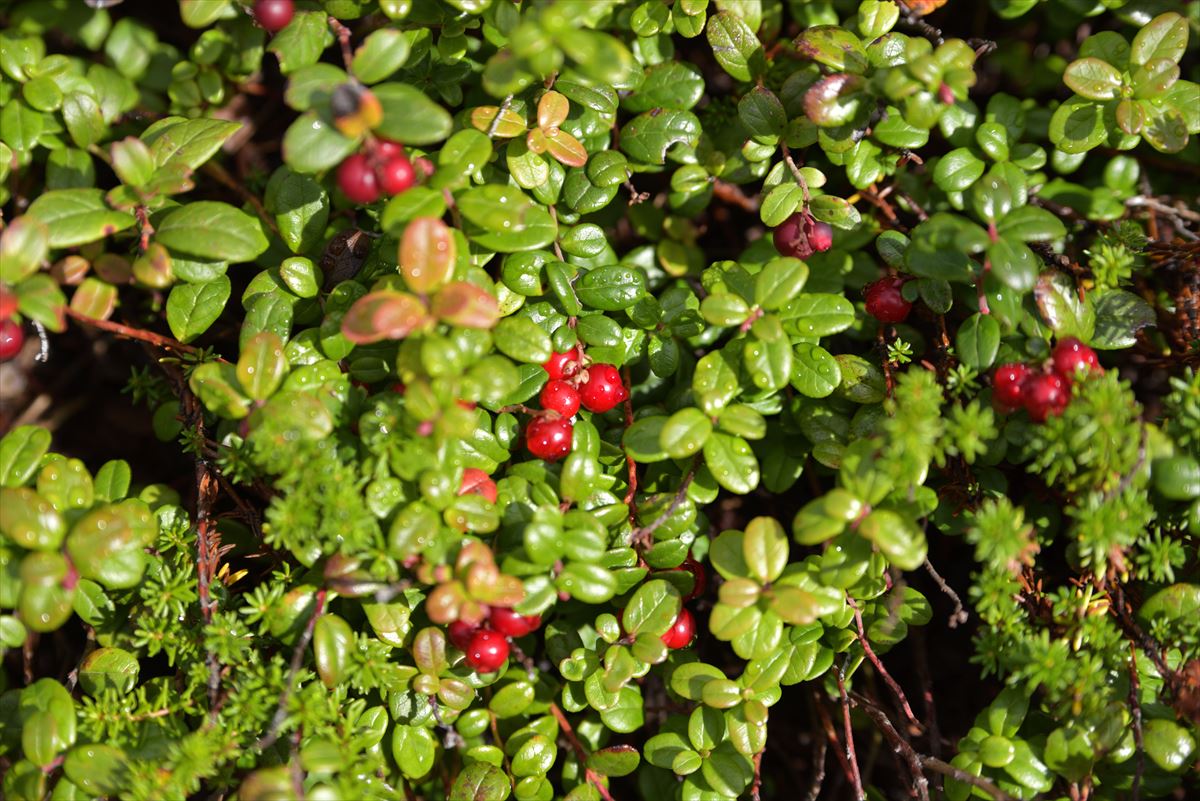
xmin=252 ymin=0 xmax=294 ymax=33
xmin=450 ymin=605 xmax=542 ymax=673
xmin=864 ymin=275 xmax=912 ymax=323
xmin=0 ymin=289 xmax=23 ymax=362
xmin=992 ymin=337 xmax=1102 ymax=422
xmin=525 ymin=348 xmax=629 ymax=462
xmin=772 ymin=211 xmax=834 ymax=260
xmin=336 ymin=139 xmax=416 ymax=205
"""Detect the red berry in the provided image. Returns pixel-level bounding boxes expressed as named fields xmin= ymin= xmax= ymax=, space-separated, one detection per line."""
xmin=543 ymin=348 xmax=580 ymax=380
xmin=526 ymin=416 xmax=573 ymax=461
xmin=464 ymin=628 xmax=509 ymax=673
xmin=378 ymin=154 xmax=415 ymax=195
xmin=0 ymin=319 xmax=23 ymax=361
xmin=807 ymin=220 xmax=833 ymax=252
xmin=253 ymin=0 xmax=294 ymax=33
xmin=661 ymin=608 xmax=695 ymax=650
xmin=579 ymin=364 xmax=628 ymax=413
xmin=375 ymin=139 xmax=404 ymax=161
xmin=337 ymin=153 xmax=381 ymax=204
xmin=1024 ymin=373 xmax=1069 ymax=423
xmin=0 ymin=288 xmax=17 ymax=320
xmin=992 ymin=363 xmax=1031 ymax=412
xmin=864 ymin=276 xmax=912 ymax=323
xmin=773 ymin=212 xmax=814 ymax=260
xmin=1051 ymin=337 xmax=1101 ymax=382
xmin=459 ymin=467 xmax=498 ymax=504
xmin=540 ymin=379 xmax=581 ymax=418
xmin=677 ymin=557 xmax=707 ymax=601
xmin=448 ymin=619 xmax=478 ymax=651
xmin=489 ymin=607 xmax=542 ymax=638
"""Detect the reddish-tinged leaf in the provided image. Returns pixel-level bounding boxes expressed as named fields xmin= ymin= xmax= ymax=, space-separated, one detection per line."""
xmin=341 ymin=290 xmax=429 ymax=344
xmin=69 ymin=278 xmax=117 ymax=321
xmin=544 ymin=128 xmax=588 ymax=168
xmin=537 ymin=91 xmax=570 ymax=129
xmin=400 ymin=217 xmax=455 ymax=294
xmin=469 ymin=106 xmax=527 ymax=138
xmin=526 ymin=127 xmax=548 ymax=155
xmin=431 ymin=282 xmax=500 ymax=329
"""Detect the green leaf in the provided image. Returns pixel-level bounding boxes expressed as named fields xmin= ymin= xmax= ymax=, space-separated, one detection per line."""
xmin=858 ymin=509 xmax=927 ymax=570
xmin=743 ymin=516 xmax=788 ymax=583
xmin=493 ymin=317 xmax=552 ymax=364
xmin=623 ymin=61 xmax=705 ymax=113
xmin=701 ymin=742 xmax=755 ymax=798
xmin=808 ymin=195 xmax=862 ymax=229
xmin=995 ymin=206 xmax=1067 ymax=242
xmin=1034 ymin=271 xmax=1095 ymax=340
xmin=0 ymin=101 xmax=44 ymax=153
xmin=26 ymin=189 xmax=135 ymax=248
xmin=1063 ymin=58 xmax=1123 ymax=101
xmin=955 ymin=313 xmax=1001 ymax=369
xmin=237 ymin=332 xmax=288 ymax=401
xmin=556 ymin=562 xmax=617 ymax=603
xmin=143 ymin=117 xmax=242 ymax=171
xmin=391 ymin=725 xmax=436 ymax=781
xmin=1091 ymin=289 xmax=1156 ymax=349
xmin=779 ymin=293 xmax=856 ymax=337
xmin=738 ymin=87 xmax=786 ymax=138
xmin=660 ymin=407 xmax=713 ymax=460
xmin=760 ymin=183 xmax=805 ymax=227
xmin=795 ymin=26 xmax=867 ymax=74
xmin=449 ymin=763 xmax=511 ymax=801
xmin=622 ymin=417 xmax=669 ymax=463
xmin=588 ymin=745 xmax=640 ymax=777
xmin=703 ymin=432 xmax=759 ymax=495
xmin=0 ymin=216 xmax=49 ymax=284
xmin=790 ymin=343 xmax=841 ymax=398
xmin=1130 ymin=12 xmax=1188 ymax=66
xmin=166 ymin=276 xmax=232 ymax=343
xmin=755 ymin=258 xmax=809 ymax=309
xmin=934 ymin=148 xmax=986 ymax=192
xmin=352 ymin=28 xmax=409 ymax=84
xmin=268 ymin=10 xmax=331 ymax=74
xmin=693 ymin=351 xmax=739 ymax=415
xmin=621 ymin=110 xmax=702 ymax=165
xmin=988 ymin=237 xmax=1037 ymax=293
xmin=265 ymin=168 xmax=330 ymax=254
xmin=1049 ymin=98 xmax=1106 ymax=154
xmin=622 ymin=579 xmax=682 ymax=636
xmin=874 ymin=107 xmax=928 ymax=149
xmin=18 ymin=274 xmax=67 ymax=332
xmin=282 ymin=112 xmax=358 ymax=173
xmin=575 ymin=265 xmax=647 ymax=311
xmin=156 ymin=202 xmax=268 ymax=262
xmin=374 ymin=82 xmax=453 ymax=146
xmin=62 ymin=91 xmax=106 ymax=148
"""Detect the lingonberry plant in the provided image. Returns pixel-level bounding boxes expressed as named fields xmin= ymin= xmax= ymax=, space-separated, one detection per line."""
xmin=0 ymin=1 xmax=1197 ymax=800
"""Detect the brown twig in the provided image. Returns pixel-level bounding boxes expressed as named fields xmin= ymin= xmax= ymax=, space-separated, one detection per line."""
xmin=835 ymin=663 xmax=866 ymax=800
xmin=852 ymin=691 xmax=928 ymax=801
xmin=812 ymin=688 xmax=857 ymax=789
xmin=848 ymin=597 xmax=921 ymax=731
xmin=921 ymin=756 xmax=1017 ymax=801
xmin=195 ymin=455 xmax=222 ymax=714
xmin=630 ymin=455 xmax=700 ymax=548
xmin=65 ymin=308 xmax=201 ymax=355
xmin=923 ymin=558 xmax=969 ymax=627
xmin=255 ymin=588 xmax=328 ymax=751
xmin=712 ymin=178 xmax=760 ymax=212
xmin=201 ymin=161 xmax=279 ymax=236
xmin=1128 ymin=641 xmax=1144 ymax=801
xmin=750 ymin=750 xmax=764 ymax=801
xmin=802 ymin=736 xmax=827 ymax=801
xmin=548 ymin=702 xmax=616 ymax=801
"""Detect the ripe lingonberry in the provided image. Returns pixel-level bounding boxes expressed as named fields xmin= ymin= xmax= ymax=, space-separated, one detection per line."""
xmin=337 ymin=153 xmax=380 ymax=204
xmin=458 ymin=468 xmax=498 ymax=504
xmin=807 ymin=220 xmax=833 ymax=252
xmin=448 ymin=620 xmax=478 ymax=651
xmin=661 ymin=608 xmax=695 ymax=650
xmin=543 ymin=348 xmax=580 ymax=380
xmin=0 ymin=319 xmax=24 ymax=361
xmin=540 ymin=379 xmax=581 ymax=418
xmin=677 ymin=557 xmax=707 ymax=601
xmin=378 ymin=154 xmax=415 ymax=195
xmin=1024 ymin=373 xmax=1069 ymax=423
xmin=992 ymin=363 xmax=1031 ymax=412
xmin=464 ymin=628 xmax=509 ymax=673
xmin=772 ymin=212 xmax=813 ymax=260
xmin=1051 ymin=337 xmax=1101 ymax=381
xmin=253 ymin=0 xmax=294 ymax=33
xmin=489 ymin=607 xmax=542 ymax=638
xmin=375 ymin=139 xmax=404 ymax=161
xmin=579 ymin=364 xmax=628 ymax=413
xmin=864 ymin=276 xmax=912 ymax=323
xmin=526 ymin=416 xmax=573 ymax=461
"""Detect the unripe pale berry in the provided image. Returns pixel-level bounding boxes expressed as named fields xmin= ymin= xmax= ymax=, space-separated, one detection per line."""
xmin=0 ymin=319 xmax=24 ymax=361
xmin=458 ymin=468 xmax=498 ymax=504
xmin=864 ymin=276 xmax=912 ymax=323
xmin=661 ymin=608 xmax=695 ymax=650
xmin=1024 ymin=373 xmax=1069 ymax=423
xmin=526 ymin=416 xmax=573 ymax=461
xmin=540 ymin=379 xmax=581 ymax=418
xmin=337 ymin=153 xmax=381 ymax=204
xmin=253 ymin=0 xmax=294 ymax=33
xmin=489 ymin=607 xmax=542 ymax=638
xmin=464 ymin=628 xmax=509 ymax=673
xmin=992 ymin=363 xmax=1031 ymax=412
xmin=579 ymin=364 xmax=628 ymax=413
